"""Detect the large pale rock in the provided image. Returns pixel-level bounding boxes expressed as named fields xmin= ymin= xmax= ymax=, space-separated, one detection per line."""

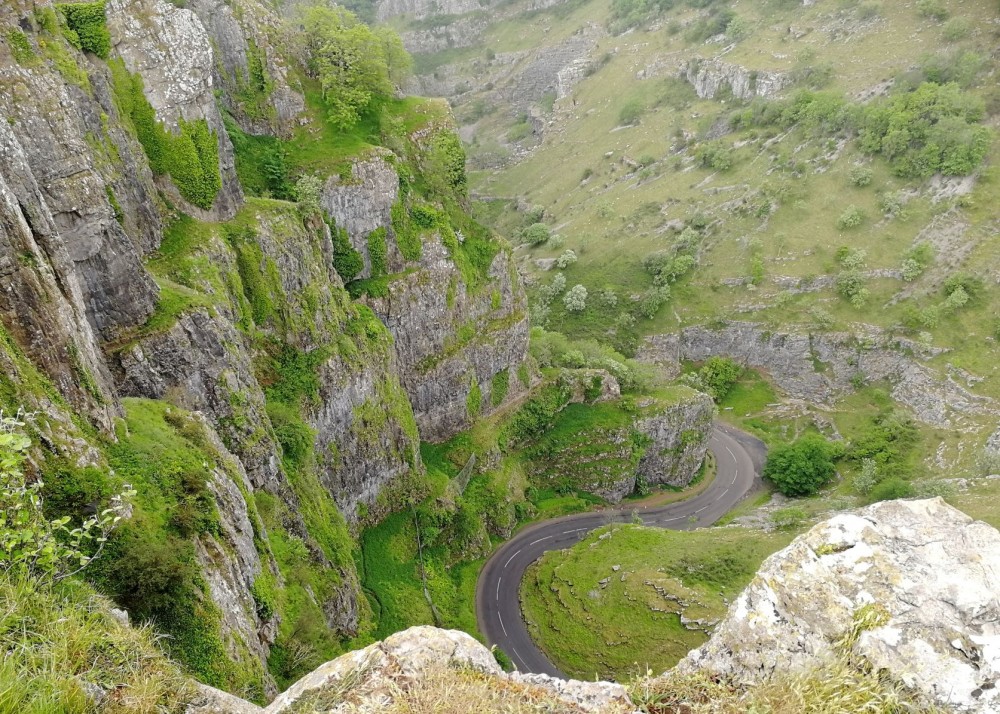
xmin=509 ymin=673 xmax=633 ymax=712
xmin=677 ymin=498 xmax=1000 ymax=713
xmin=187 ymin=684 xmax=265 ymax=714
xmin=684 ymin=58 xmax=791 ymax=101
xmin=264 ymin=626 xmax=633 ymax=713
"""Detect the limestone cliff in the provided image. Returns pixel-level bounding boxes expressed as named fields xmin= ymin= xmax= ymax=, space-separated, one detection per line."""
xmin=0 ymin=0 xmax=529 ymax=698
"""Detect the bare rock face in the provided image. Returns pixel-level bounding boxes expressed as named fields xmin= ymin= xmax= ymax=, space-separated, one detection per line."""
xmin=107 ymin=0 xmax=243 ymax=219
xmin=636 ymin=388 xmax=714 ymax=489
xmin=684 ymin=58 xmax=791 ymax=101
xmin=187 ymin=683 xmax=265 ymax=714
xmin=639 ymin=322 xmax=996 ymax=430
xmin=186 ymin=0 xmax=304 ymax=137
xmin=263 ymin=626 xmax=633 ymax=713
xmin=677 ymin=498 xmax=1000 ymax=713
xmin=368 ymin=236 xmax=530 ymax=441
xmin=322 ymin=155 xmax=401 ymax=280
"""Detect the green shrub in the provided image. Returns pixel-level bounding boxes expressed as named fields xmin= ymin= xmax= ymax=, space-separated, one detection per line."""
xmin=764 ymin=435 xmax=844 ymax=497
xmin=491 ymin=369 xmax=510 ymax=407
xmin=698 ymin=356 xmax=743 ymax=401
xmin=6 ymin=29 xmax=36 ymax=65
xmin=848 ymin=166 xmax=873 ymax=187
xmin=858 ymin=82 xmax=991 ymax=178
xmin=466 ymin=376 xmax=482 ymax=418
xmin=867 ymin=477 xmax=914 ymax=502
xmin=57 ymin=1 xmax=110 ymax=59
xmin=618 ymin=99 xmax=645 ymax=126
xmin=328 ymin=219 xmax=364 ymax=282
xmin=696 ymin=142 xmax=733 ymax=171
xmin=367 ymin=227 xmax=388 ymax=276
xmin=916 ymin=0 xmax=948 ymax=20
xmin=1 ymin=415 xmax=131 ymax=583
xmin=523 ymin=222 xmax=550 ymax=245
xmin=836 ymin=205 xmax=866 ymax=230
xmin=110 ymin=61 xmax=222 ymax=209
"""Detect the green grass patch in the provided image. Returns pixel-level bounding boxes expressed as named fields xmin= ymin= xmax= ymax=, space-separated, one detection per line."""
xmin=521 ymin=523 xmax=794 ymax=680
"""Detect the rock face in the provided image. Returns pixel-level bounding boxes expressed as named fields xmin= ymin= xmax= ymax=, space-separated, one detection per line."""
xmin=636 ymin=389 xmax=714 ymax=489
xmin=684 ymin=58 xmax=791 ymax=101
xmin=0 ymin=0 xmax=534 ymax=694
xmin=107 ymin=0 xmax=244 ymax=219
xmin=639 ymin=322 xmax=996 ymax=430
xmin=323 ymin=154 xmax=531 ymax=443
xmin=678 ymin=498 xmax=1000 ymax=713
xmin=258 ymin=626 xmax=632 ymax=714
xmin=186 ymin=0 xmax=304 ymax=137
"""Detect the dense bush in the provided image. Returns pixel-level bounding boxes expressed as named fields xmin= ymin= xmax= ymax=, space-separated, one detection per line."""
xmin=858 ymin=82 xmax=991 ymax=178
xmin=563 ymin=284 xmax=588 ymax=312
xmin=524 ymin=222 xmax=551 ymax=245
xmin=57 ymin=1 xmax=110 ymax=58
xmin=697 ymin=356 xmax=744 ymax=401
xmin=298 ymin=5 xmax=411 ymax=129
xmin=836 ymin=205 xmax=866 ymax=230
xmin=328 ymin=219 xmax=364 ymax=282
xmin=696 ymin=142 xmax=733 ymax=171
xmin=764 ymin=435 xmax=844 ymax=497
xmin=111 ymin=61 xmax=222 ymax=209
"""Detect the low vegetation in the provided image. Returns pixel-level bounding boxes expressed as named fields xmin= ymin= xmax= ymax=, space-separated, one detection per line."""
xmin=521 ymin=524 xmax=795 ymax=680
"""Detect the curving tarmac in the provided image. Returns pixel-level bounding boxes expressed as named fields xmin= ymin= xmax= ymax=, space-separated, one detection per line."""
xmin=475 ymin=421 xmax=765 ymax=677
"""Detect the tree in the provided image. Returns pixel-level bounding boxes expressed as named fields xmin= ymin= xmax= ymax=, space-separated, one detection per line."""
xmin=698 ymin=356 xmax=743 ymax=401
xmin=524 ymin=223 xmax=550 ymax=245
xmin=764 ymin=434 xmax=843 ymax=497
xmin=563 ymin=284 xmax=588 ymax=312
xmin=555 ymin=250 xmax=578 ymax=269
xmin=297 ymin=5 xmax=410 ymax=129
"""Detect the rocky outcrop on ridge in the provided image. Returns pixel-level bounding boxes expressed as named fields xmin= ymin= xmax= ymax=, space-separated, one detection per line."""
xmin=684 ymin=57 xmax=791 ymax=101
xmin=676 ymin=498 xmax=1000 ymax=713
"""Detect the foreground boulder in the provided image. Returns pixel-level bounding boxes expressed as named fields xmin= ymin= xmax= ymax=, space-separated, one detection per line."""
xmin=677 ymin=498 xmax=1000 ymax=713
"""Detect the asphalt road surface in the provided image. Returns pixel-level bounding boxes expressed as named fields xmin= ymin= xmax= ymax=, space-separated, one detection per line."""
xmin=475 ymin=421 xmax=765 ymax=677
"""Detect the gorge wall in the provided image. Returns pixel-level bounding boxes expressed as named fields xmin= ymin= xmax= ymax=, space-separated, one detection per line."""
xmin=0 ymin=0 xmax=528 ymax=698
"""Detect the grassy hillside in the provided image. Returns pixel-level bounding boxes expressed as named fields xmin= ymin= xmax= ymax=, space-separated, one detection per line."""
xmin=521 ymin=523 xmax=795 ymax=680
xmin=395 ymin=0 xmax=1000 ymax=506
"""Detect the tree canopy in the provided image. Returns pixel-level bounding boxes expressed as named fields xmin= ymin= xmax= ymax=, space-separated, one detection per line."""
xmin=764 ymin=434 xmax=844 ymax=497
xmin=298 ymin=5 xmax=412 ymax=129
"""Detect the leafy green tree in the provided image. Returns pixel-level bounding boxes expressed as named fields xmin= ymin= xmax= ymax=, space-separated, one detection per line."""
xmin=524 ymin=223 xmax=551 ymax=245
xmin=698 ymin=357 xmax=744 ymax=401
xmin=764 ymin=435 xmax=843 ymax=497
xmin=298 ymin=5 xmax=410 ymax=129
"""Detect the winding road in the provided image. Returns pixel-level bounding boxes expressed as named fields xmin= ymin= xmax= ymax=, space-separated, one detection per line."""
xmin=475 ymin=422 xmax=765 ymax=677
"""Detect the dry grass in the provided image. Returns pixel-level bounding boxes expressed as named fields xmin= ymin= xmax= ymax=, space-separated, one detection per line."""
xmin=632 ymin=662 xmax=943 ymax=714
xmin=0 ymin=574 xmax=192 ymax=714
xmin=345 ymin=665 xmax=630 ymax=714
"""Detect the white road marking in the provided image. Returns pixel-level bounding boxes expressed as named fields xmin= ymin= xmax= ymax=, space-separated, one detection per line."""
xmin=725 ymin=445 xmax=735 ymax=460
xmin=530 ymin=535 xmax=553 ymax=545
xmin=498 ymin=613 xmax=508 ymax=637
xmin=496 ymin=577 xmax=502 ymax=601
xmin=695 ymin=506 xmax=707 ymax=514
xmin=721 ymin=489 xmax=729 ymax=497
xmin=511 ymin=646 xmax=525 ymax=670
xmin=503 ymin=550 xmax=522 ymax=569
xmin=561 ymin=527 xmax=589 ymax=534
xmin=731 ymin=470 xmax=738 ymax=486
xmin=662 ymin=516 xmax=684 ymax=522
